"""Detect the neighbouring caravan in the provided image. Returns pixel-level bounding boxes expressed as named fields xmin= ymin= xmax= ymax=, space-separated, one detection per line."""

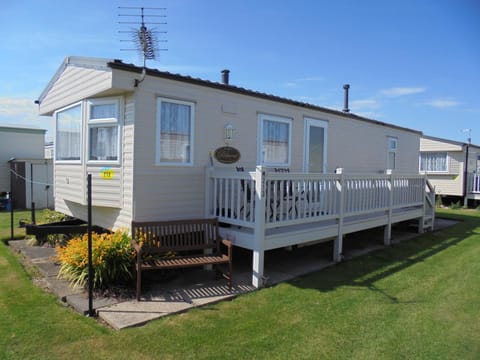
xmin=0 ymin=125 xmax=53 ymax=210
xmin=420 ymin=135 xmax=480 ymax=204
xmin=38 ymin=57 xmax=434 ymax=286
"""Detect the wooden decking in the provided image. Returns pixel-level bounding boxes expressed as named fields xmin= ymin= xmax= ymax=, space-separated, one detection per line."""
xmin=205 ymin=167 xmax=436 ymax=287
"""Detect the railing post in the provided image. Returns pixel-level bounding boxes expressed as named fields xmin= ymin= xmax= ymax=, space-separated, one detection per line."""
xmin=418 ymin=175 xmax=427 ymax=233
xmin=430 ymin=182 xmax=436 ymax=231
xmin=334 ymin=168 xmax=344 ymax=262
xmin=252 ymin=166 xmax=267 ymax=288
xmin=204 ymin=166 xmax=213 ymax=217
xmin=384 ymin=170 xmax=393 ymax=245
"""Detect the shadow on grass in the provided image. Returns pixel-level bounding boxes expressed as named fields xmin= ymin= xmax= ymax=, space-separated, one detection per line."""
xmin=288 ymin=214 xmax=474 ymax=302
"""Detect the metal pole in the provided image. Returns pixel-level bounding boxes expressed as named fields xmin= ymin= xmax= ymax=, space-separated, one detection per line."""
xmin=9 ymin=190 xmax=14 ymax=240
xmin=30 ymin=163 xmax=36 ymax=224
xmin=9 ymin=162 xmax=14 ymax=240
xmin=463 ymin=144 xmax=469 ymax=207
xmin=87 ymin=173 xmax=95 ymax=317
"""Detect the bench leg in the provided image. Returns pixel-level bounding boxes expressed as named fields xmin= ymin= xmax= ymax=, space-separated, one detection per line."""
xmin=136 ymin=266 xmax=142 ymax=301
xmin=228 ymin=260 xmax=233 ymax=289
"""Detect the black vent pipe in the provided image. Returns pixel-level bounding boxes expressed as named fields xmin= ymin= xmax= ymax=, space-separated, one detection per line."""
xmin=221 ymin=69 xmax=230 ymax=85
xmin=343 ymin=84 xmax=350 ymax=112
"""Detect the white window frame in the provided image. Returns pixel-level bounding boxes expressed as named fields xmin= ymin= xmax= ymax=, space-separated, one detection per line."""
xmin=258 ymin=113 xmax=292 ymax=167
xmin=156 ymin=97 xmax=195 ymax=166
xmin=387 ymin=136 xmax=398 ymax=170
xmin=86 ymin=97 xmax=122 ymax=164
xmin=419 ymin=152 xmax=449 ymax=173
xmin=55 ymin=102 xmax=83 ymax=164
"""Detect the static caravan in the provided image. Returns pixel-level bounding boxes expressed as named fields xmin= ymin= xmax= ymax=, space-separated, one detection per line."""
xmin=420 ymin=135 xmax=480 ymax=204
xmin=38 ymin=56 xmax=435 ymax=286
xmin=0 ymin=125 xmax=47 ymax=195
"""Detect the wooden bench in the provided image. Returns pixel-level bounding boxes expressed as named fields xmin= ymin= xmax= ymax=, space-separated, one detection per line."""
xmin=131 ymin=218 xmax=233 ymax=301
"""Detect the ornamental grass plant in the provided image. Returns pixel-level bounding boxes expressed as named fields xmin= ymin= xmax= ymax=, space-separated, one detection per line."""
xmin=56 ymin=230 xmax=135 ymax=289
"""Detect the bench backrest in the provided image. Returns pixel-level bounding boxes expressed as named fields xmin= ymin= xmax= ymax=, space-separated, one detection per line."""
xmin=131 ymin=218 xmax=221 ymax=254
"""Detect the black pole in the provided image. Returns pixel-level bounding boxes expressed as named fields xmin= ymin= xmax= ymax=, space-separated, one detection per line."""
xmin=31 ymin=202 xmax=36 ymax=224
xmin=9 ymin=191 xmax=14 ymax=240
xmin=463 ymin=144 xmax=470 ymax=207
xmin=9 ymin=162 xmax=14 ymax=240
xmin=87 ymin=174 xmax=94 ymax=317
xmin=30 ymin=163 xmax=36 ymax=224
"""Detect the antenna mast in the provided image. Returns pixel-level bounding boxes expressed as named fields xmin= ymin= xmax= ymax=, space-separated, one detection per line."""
xmin=118 ymin=6 xmax=167 ymax=85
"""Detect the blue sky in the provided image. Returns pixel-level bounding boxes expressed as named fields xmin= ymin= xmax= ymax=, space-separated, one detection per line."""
xmin=0 ymin=0 xmax=479 ymax=143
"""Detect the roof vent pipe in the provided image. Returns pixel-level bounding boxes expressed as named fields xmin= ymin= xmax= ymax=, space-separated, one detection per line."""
xmin=221 ymin=69 xmax=230 ymax=85
xmin=343 ymin=84 xmax=350 ymax=113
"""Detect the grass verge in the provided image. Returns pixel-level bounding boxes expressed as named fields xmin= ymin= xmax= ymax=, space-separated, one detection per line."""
xmin=0 ymin=208 xmax=479 ymax=359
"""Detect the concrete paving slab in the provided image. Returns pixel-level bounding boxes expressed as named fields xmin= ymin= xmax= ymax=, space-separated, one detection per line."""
xmin=98 ymin=300 xmax=194 ymax=329
xmin=44 ymin=277 xmax=85 ymax=301
xmin=66 ymin=293 xmax=121 ymax=315
xmin=33 ymin=261 xmax=59 ymax=277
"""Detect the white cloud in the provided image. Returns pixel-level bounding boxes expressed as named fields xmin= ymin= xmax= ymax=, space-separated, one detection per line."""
xmin=0 ymin=97 xmax=36 ymax=116
xmin=380 ymin=87 xmax=426 ymax=96
xmin=351 ymin=99 xmax=380 ymax=109
xmin=355 ymin=111 xmax=384 ymax=120
xmin=283 ymin=82 xmax=298 ymax=88
xmin=426 ymin=99 xmax=461 ymax=108
xmin=0 ymin=97 xmax=53 ymax=139
xmin=282 ymin=76 xmax=325 ymax=88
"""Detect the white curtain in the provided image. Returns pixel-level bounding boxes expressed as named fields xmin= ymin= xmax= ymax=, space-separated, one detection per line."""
xmin=160 ymin=102 xmax=191 ymax=163
xmin=263 ymin=119 xmax=289 ymax=164
xmin=420 ymin=152 xmax=447 ymax=172
xmin=89 ymin=126 xmax=118 ymax=160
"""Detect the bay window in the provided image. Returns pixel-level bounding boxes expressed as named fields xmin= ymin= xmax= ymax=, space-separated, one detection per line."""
xmin=56 ymin=103 xmax=82 ymax=162
xmin=87 ymin=99 xmax=120 ymax=162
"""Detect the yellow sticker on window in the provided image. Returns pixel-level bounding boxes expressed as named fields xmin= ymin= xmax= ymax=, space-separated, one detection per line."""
xmin=100 ymin=167 xmax=114 ymax=180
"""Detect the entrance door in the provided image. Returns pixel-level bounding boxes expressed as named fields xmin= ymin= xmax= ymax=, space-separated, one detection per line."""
xmin=304 ymin=118 xmax=328 ymax=173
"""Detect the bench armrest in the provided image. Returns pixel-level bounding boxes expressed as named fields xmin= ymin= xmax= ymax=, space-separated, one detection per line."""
xmin=131 ymin=239 xmax=140 ymax=252
xmin=221 ymin=239 xmax=233 ymax=259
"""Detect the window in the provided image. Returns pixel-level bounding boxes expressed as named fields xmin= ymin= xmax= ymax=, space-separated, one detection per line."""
xmin=156 ymin=98 xmax=195 ymax=165
xmin=87 ymin=99 xmax=121 ymax=162
xmin=420 ymin=152 xmax=448 ymax=172
xmin=56 ymin=103 xmax=82 ymax=162
xmin=387 ymin=137 xmax=397 ymax=169
xmin=259 ymin=114 xmax=291 ymax=166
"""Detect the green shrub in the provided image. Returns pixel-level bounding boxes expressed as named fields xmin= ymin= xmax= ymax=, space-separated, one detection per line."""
xmin=56 ymin=229 xmax=135 ymax=289
xmin=449 ymin=201 xmax=462 ymax=210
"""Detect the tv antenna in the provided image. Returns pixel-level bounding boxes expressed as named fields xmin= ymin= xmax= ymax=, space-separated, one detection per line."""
xmin=118 ymin=6 xmax=168 ymax=86
xmin=462 ymin=128 xmax=472 ymax=144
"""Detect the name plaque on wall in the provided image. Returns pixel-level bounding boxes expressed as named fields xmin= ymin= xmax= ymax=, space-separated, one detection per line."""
xmin=214 ymin=146 xmax=241 ymax=164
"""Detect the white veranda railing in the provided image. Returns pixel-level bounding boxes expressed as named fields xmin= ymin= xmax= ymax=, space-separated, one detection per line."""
xmin=206 ymin=167 xmax=433 ymax=230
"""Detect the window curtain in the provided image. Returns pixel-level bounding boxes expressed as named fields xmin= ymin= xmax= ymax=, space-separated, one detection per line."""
xmin=57 ymin=105 xmax=81 ymax=160
xmin=263 ymin=119 xmax=289 ymax=164
xmin=160 ymin=102 xmax=191 ymax=163
xmin=420 ymin=152 xmax=447 ymax=172
xmin=89 ymin=127 xmax=118 ymax=160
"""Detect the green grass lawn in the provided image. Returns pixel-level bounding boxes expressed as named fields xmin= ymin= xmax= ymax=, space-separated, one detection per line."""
xmin=1 ymin=209 xmax=479 ymax=359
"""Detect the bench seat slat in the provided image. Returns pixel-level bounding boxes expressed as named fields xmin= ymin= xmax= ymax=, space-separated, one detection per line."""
xmin=141 ymin=254 xmax=230 ymax=269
